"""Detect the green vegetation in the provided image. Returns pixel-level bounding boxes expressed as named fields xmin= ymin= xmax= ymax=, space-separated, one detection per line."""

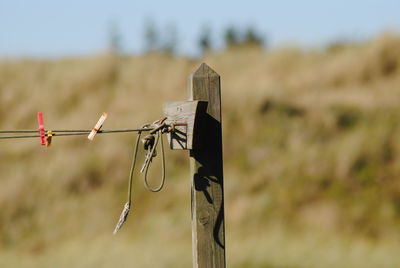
xmin=1 ymin=33 xmax=400 ymax=267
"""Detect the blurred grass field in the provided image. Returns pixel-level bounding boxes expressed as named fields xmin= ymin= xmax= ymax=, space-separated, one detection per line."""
xmin=1 ymin=33 xmax=400 ymax=267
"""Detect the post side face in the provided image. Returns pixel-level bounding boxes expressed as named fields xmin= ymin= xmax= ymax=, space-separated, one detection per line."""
xmin=164 ymin=101 xmax=198 ymax=150
xmin=163 ymin=100 xmax=208 ymax=150
xmin=189 ymin=63 xmax=226 ymax=268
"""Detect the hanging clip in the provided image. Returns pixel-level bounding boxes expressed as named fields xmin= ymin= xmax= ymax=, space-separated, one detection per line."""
xmin=88 ymin=112 xmax=108 ymax=141
xmin=37 ymin=112 xmax=46 ymax=146
xmin=46 ymin=131 xmax=53 ymax=147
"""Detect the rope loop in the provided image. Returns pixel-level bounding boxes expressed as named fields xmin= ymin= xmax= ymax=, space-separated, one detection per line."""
xmin=140 ymin=120 xmax=166 ymax=192
xmin=114 ymin=118 xmax=168 ymax=234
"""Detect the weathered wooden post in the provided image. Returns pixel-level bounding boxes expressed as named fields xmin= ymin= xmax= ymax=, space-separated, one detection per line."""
xmin=189 ymin=63 xmax=226 ymax=267
xmin=163 ymin=63 xmax=225 ymax=267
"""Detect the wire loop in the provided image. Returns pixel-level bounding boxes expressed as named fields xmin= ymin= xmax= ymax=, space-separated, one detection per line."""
xmin=113 ymin=120 xmax=168 ymax=234
xmin=141 ymin=129 xmax=166 ymax=192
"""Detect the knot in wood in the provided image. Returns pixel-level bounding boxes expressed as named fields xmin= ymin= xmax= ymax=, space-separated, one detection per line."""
xmin=198 ymin=209 xmax=210 ymax=225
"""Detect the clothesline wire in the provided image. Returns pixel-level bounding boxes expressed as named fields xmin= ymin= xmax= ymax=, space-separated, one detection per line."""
xmin=0 ymin=128 xmax=154 ymax=140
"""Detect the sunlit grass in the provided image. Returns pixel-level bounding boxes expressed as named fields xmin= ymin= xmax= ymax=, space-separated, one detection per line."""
xmin=1 ymin=33 xmax=400 ymax=267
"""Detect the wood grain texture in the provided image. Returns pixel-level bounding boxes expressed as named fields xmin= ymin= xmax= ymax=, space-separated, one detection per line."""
xmin=189 ymin=63 xmax=226 ymax=268
xmin=164 ymin=100 xmax=208 ymax=150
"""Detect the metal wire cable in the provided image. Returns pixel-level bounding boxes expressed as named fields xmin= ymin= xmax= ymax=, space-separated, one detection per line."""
xmin=0 ymin=128 xmax=154 ymax=140
xmin=0 ymin=130 xmax=40 ymax=133
xmin=0 ymin=128 xmax=152 ymax=134
xmin=0 ymin=134 xmax=41 ymax=140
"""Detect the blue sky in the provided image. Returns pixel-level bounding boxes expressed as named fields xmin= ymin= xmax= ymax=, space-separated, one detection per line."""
xmin=0 ymin=0 xmax=400 ymax=57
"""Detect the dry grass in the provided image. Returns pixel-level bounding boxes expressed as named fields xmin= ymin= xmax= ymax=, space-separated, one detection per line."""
xmin=1 ymin=33 xmax=400 ymax=267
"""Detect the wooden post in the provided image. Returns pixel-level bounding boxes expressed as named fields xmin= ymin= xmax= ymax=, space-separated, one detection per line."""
xmin=189 ymin=63 xmax=226 ymax=267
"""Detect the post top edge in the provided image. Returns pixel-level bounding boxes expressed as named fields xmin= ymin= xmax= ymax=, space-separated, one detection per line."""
xmin=191 ymin=63 xmax=219 ymax=77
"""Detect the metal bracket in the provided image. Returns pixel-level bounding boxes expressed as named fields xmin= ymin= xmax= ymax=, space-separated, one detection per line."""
xmin=163 ymin=100 xmax=208 ymax=150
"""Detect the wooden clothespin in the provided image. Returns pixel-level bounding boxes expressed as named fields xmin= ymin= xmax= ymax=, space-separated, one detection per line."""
xmin=37 ymin=112 xmax=46 ymax=146
xmin=88 ymin=113 xmax=108 ymax=141
xmin=46 ymin=131 xmax=53 ymax=147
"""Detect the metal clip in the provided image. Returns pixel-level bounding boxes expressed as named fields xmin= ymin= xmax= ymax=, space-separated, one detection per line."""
xmin=46 ymin=131 xmax=53 ymax=147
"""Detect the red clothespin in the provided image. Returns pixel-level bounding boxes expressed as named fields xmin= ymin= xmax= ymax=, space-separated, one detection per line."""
xmin=37 ymin=112 xmax=46 ymax=146
xmin=88 ymin=113 xmax=108 ymax=141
